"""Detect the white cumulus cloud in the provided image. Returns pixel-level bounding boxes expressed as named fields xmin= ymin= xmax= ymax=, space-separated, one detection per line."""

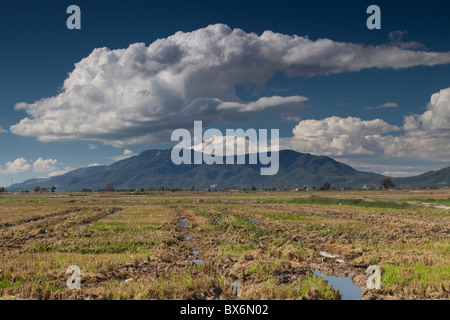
xmin=283 ymin=116 xmax=400 ymax=156
xmin=283 ymin=87 xmax=450 ymax=164
xmin=1 ymin=158 xmax=31 ymax=174
xmin=191 ymin=135 xmax=276 ymax=156
xmin=403 ymin=88 xmax=450 ymax=133
xmin=0 ymin=157 xmax=67 ymax=176
xmin=9 ymin=24 xmax=450 ymax=147
xmin=33 ymin=158 xmax=59 ymax=173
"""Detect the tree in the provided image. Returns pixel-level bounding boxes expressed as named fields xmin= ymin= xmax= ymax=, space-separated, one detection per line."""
xmin=0 ymin=187 xmax=5 ymax=193
xmin=34 ymin=186 xmax=41 ymax=193
xmin=285 ymin=182 xmax=292 ymax=190
xmin=381 ymin=178 xmax=395 ymax=190
xmin=50 ymin=186 xmax=56 ymax=193
xmin=269 ymin=182 xmax=279 ymax=190
xmin=251 ymin=185 xmax=257 ymax=191
xmin=321 ymin=183 xmax=331 ymax=191
xmin=105 ymin=183 xmax=115 ymax=192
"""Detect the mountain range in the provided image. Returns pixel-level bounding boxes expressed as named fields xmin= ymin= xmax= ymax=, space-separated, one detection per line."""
xmin=9 ymin=149 xmax=450 ymax=191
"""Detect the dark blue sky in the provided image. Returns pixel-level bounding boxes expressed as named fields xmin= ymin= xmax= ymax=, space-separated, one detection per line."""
xmin=1 ymin=0 xmax=450 ymax=185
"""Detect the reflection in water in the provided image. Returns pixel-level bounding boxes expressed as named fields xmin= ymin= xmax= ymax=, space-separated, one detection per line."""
xmin=220 ymin=274 xmax=242 ymax=297
xmin=230 ymin=281 xmax=242 ymax=296
xmin=320 ymin=251 xmax=339 ymax=259
xmin=79 ymin=210 xmax=122 ymax=228
xmin=79 ymin=223 xmax=92 ymax=228
xmin=313 ymin=270 xmax=363 ymax=300
xmin=179 ymin=220 xmax=188 ymax=227
xmin=105 ymin=210 xmax=122 ymax=218
xmin=320 ymin=251 xmax=345 ymax=264
xmin=249 ymin=218 xmax=263 ymax=225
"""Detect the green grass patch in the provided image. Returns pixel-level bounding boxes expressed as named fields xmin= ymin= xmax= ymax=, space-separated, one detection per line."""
xmin=382 ymin=263 xmax=450 ymax=288
xmin=262 ymin=196 xmax=412 ymax=209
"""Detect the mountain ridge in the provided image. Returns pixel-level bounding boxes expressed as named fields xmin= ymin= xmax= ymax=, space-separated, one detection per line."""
xmin=9 ymin=149 xmax=450 ymax=191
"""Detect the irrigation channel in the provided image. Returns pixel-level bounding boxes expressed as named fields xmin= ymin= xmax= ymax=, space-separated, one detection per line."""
xmin=175 ymin=210 xmax=363 ymax=300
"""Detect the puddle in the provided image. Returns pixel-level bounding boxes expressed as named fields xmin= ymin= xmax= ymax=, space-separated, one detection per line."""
xmin=79 ymin=210 xmax=122 ymax=228
xmin=179 ymin=220 xmax=188 ymax=227
xmin=79 ymin=223 xmax=92 ymax=228
xmin=192 ymin=259 xmax=204 ymax=265
xmin=320 ymin=251 xmax=345 ymax=263
xmin=220 ymin=274 xmax=242 ymax=297
xmin=215 ymin=220 xmax=223 ymax=225
xmin=249 ymin=218 xmax=263 ymax=225
xmin=407 ymin=202 xmax=450 ymax=210
xmin=320 ymin=251 xmax=339 ymax=259
xmin=313 ymin=270 xmax=362 ymax=300
xmin=230 ymin=281 xmax=242 ymax=296
xmin=105 ymin=210 xmax=122 ymax=218
xmin=176 ymin=210 xmax=182 ymax=217
xmin=192 ymin=249 xmax=200 ymax=256
xmin=185 ymin=235 xmax=192 ymax=241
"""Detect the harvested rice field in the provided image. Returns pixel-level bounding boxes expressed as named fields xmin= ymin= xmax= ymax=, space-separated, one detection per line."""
xmin=0 ymin=190 xmax=449 ymax=300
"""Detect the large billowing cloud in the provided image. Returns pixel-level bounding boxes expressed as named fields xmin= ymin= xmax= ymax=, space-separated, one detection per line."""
xmin=284 ymin=87 xmax=450 ymax=163
xmin=10 ymin=24 xmax=450 ymax=147
xmin=403 ymin=88 xmax=450 ymax=133
xmin=283 ymin=116 xmax=400 ymax=156
xmin=381 ymin=87 xmax=450 ymax=161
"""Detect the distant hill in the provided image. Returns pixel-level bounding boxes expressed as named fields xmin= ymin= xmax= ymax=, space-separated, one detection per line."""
xmin=10 ymin=149 xmax=391 ymax=192
xmin=395 ymin=167 xmax=450 ymax=188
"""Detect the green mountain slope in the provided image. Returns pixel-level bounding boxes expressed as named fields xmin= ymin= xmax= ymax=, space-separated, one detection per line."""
xmin=9 ymin=149 xmax=403 ymax=191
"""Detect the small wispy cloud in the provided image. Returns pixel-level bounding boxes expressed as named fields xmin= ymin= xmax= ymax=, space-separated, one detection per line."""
xmin=88 ymin=163 xmax=103 ymax=167
xmin=0 ymin=126 xmax=7 ymax=133
xmin=88 ymin=144 xmax=98 ymax=150
xmin=388 ymin=30 xmax=427 ymax=50
xmin=110 ymin=149 xmax=137 ymax=162
xmin=381 ymin=170 xmax=423 ymax=178
xmin=47 ymin=167 xmax=73 ymax=177
xmin=333 ymin=102 xmax=354 ymax=107
xmin=365 ymin=102 xmax=399 ymax=110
